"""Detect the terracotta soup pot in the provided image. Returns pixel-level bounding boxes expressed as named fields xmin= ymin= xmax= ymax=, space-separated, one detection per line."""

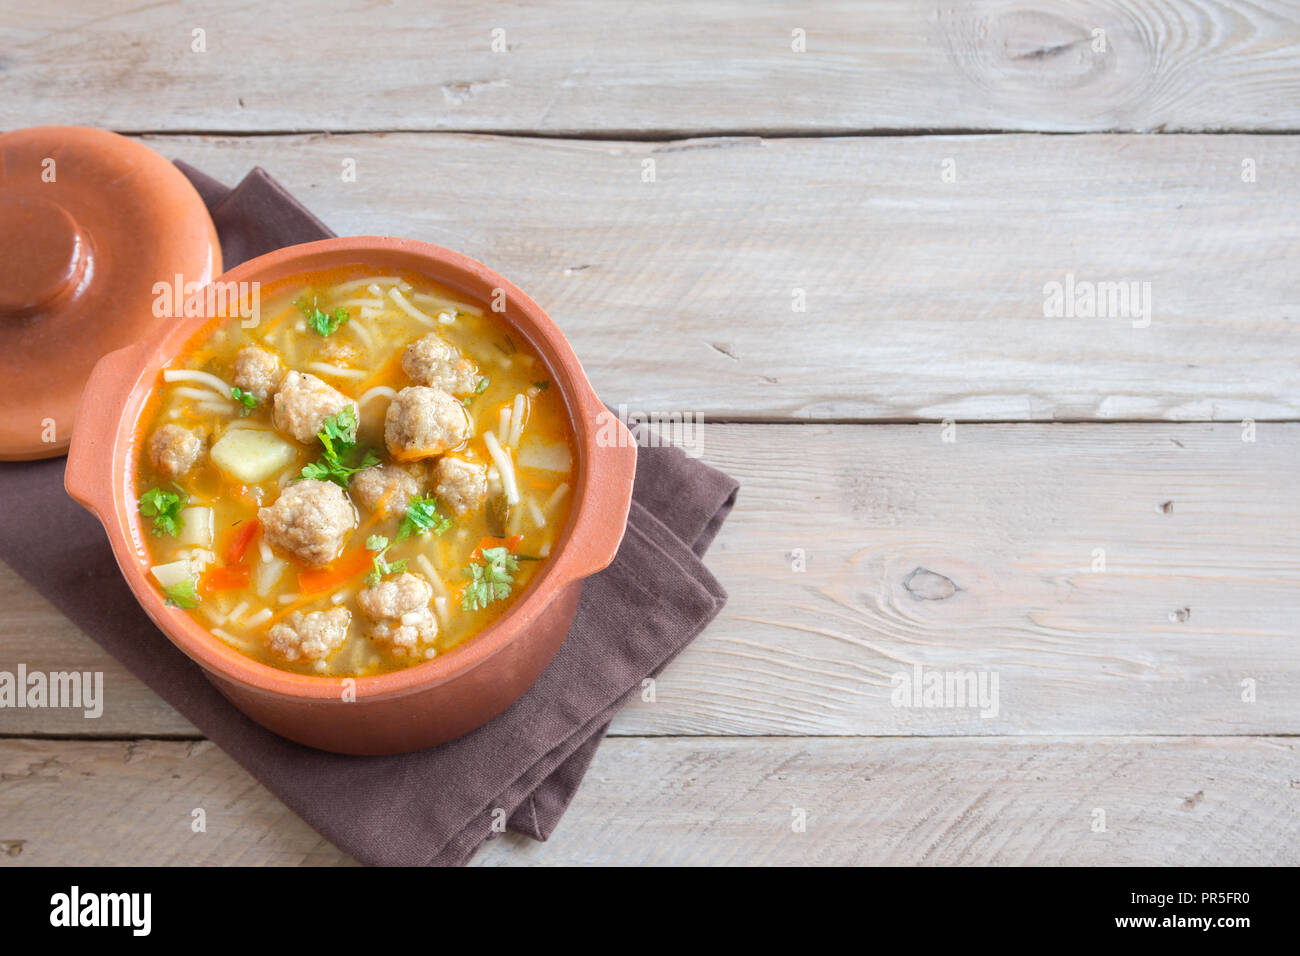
xmin=65 ymin=237 xmax=636 ymax=754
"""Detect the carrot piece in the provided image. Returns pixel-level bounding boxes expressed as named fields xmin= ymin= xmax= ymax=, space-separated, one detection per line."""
xmin=297 ymin=548 xmax=374 ymax=595
xmin=201 ymin=565 xmax=251 ymax=592
xmin=470 ymin=535 xmax=522 ymax=561
xmin=223 ymin=519 xmax=260 ymax=566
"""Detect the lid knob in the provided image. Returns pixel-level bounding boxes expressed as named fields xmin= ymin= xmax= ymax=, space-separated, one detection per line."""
xmin=0 ymin=196 xmax=90 ymax=317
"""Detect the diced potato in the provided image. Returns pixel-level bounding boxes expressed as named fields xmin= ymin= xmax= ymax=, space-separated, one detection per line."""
xmin=150 ymin=559 xmax=196 ymax=590
xmin=517 ymin=437 xmax=572 ymax=473
xmin=210 ymin=428 xmax=297 ymax=484
xmin=185 ymin=548 xmax=217 ymax=571
xmin=176 ymin=507 xmax=213 ymax=547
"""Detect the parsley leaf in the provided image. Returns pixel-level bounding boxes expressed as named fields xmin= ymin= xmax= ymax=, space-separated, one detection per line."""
xmin=461 ymin=546 xmax=518 ymax=611
xmin=320 ymin=405 xmax=359 ymax=449
xmin=231 ymin=386 xmax=258 ymax=415
xmin=296 ymin=295 xmax=351 ymax=336
xmin=296 ymin=407 xmax=379 ymax=489
xmin=462 ymin=376 xmax=490 ymax=407
xmin=138 ymin=486 xmax=187 ymax=538
xmin=364 ymin=534 xmax=408 ymax=587
xmin=398 ymin=496 xmax=452 ymax=540
xmin=532 ymin=380 xmax=550 ymax=391
xmin=163 ymin=579 xmax=201 ymax=608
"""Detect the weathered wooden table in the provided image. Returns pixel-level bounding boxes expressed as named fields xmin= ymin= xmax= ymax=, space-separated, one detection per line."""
xmin=2 ymin=1 xmax=1297 ymax=865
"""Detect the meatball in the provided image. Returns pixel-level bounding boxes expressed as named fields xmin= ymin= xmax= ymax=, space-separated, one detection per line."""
xmin=232 ymin=346 xmax=283 ymax=404
xmin=273 ymin=370 xmax=357 ymax=444
xmin=368 ymin=618 xmax=437 ymax=658
xmin=258 ymin=479 xmax=356 ymax=567
xmin=401 ymin=333 xmax=479 ymax=396
xmin=267 ymin=607 xmax=350 ymax=662
xmin=432 ymin=455 xmax=487 ymax=515
xmin=349 ymin=462 xmax=424 ymax=517
xmin=357 ymin=571 xmax=433 ymax=621
xmin=357 ymin=572 xmax=437 ymax=657
xmin=384 ymin=386 xmax=470 ymax=461
xmin=149 ymin=424 xmax=203 ymax=478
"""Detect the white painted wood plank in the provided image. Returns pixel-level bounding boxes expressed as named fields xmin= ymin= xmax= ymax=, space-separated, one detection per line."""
xmin=1 ymin=736 xmax=1294 ymax=866
xmin=123 ymin=132 xmax=1300 ymax=422
xmin=5 ymin=1 xmax=1300 ymax=133
xmin=0 ymin=566 xmax=198 ymax=737
xmin=4 ymin=423 xmax=1296 ymax=737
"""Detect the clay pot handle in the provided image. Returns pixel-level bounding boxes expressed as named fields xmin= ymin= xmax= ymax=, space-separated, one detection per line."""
xmin=564 ymin=386 xmax=638 ymax=580
xmin=65 ymin=341 xmax=151 ymax=522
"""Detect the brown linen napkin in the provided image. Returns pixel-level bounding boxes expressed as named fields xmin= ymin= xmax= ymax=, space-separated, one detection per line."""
xmin=0 ymin=165 xmax=738 ymax=866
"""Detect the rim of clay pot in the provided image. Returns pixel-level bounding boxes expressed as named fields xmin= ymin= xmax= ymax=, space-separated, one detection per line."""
xmin=65 ymin=237 xmax=636 ymax=702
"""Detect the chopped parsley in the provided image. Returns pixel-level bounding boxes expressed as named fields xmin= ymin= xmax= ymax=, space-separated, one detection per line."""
xmin=297 ymin=407 xmax=379 ymax=488
xmin=163 ymin=579 xmax=201 ymax=608
xmin=138 ymin=486 xmax=186 ymax=538
xmin=296 ymin=295 xmax=351 ymax=336
xmin=364 ymin=534 xmax=408 ymax=587
xmin=397 ymin=496 xmax=452 ymax=541
xmin=532 ymin=380 xmax=550 ymax=391
xmin=320 ymin=405 xmax=359 ymax=446
xmin=461 ymin=546 xmax=518 ymax=611
xmin=231 ymin=386 xmax=258 ymax=415
xmin=463 ymin=376 xmax=491 ymax=406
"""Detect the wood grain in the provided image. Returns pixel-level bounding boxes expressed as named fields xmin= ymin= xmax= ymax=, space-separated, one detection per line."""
xmin=5 ymin=0 xmax=1299 ymax=867
xmin=4 ymin=1 xmax=1300 ymax=134
xmin=5 ymin=423 xmax=1296 ymax=737
xmin=1 ymin=735 xmax=1294 ymax=866
xmin=116 ymin=131 xmax=1300 ymax=423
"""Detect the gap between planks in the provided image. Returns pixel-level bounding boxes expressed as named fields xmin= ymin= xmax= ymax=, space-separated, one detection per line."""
xmin=90 ymin=128 xmax=1300 ymax=140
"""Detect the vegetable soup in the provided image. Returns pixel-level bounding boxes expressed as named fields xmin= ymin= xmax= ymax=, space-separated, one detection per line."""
xmin=134 ymin=268 xmax=576 ymax=677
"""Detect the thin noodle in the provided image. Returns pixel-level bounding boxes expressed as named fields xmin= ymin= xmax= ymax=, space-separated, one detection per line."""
xmin=544 ymin=482 xmax=570 ymax=513
xmin=416 ymin=554 xmax=448 ymax=597
xmin=307 ymin=362 xmax=368 ymax=379
xmin=388 ymin=288 xmax=435 ymax=325
xmin=358 ymin=385 xmax=397 ymax=406
xmin=347 ymin=317 xmax=375 ymax=349
xmin=483 ymin=431 xmax=519 ymax=505
xmin=410 ymin=291 xmax=484 ymax=317
xmin=163 ymin=368 xmax=231 ymax=398
xmin=170 ymin=385 xmax=221 ymax=402
xmin=333 ymin=275 xmax=404 ymax=294
xmin=245 ymin=608 xmax=272 ymax=627
xmin=508 ymin=393 xmax=526 ymax=447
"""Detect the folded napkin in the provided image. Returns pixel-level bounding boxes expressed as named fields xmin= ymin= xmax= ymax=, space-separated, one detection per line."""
xmin=0 ymin=165 xmax=738 ymax=866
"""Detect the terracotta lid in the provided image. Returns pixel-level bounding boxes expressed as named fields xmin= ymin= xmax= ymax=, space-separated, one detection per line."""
xmin=0 ymin=126 xmax=220 ymax=460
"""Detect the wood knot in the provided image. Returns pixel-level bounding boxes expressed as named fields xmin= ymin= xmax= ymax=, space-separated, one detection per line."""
xmin=903 ymin=567 xmax=959 ymax=601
